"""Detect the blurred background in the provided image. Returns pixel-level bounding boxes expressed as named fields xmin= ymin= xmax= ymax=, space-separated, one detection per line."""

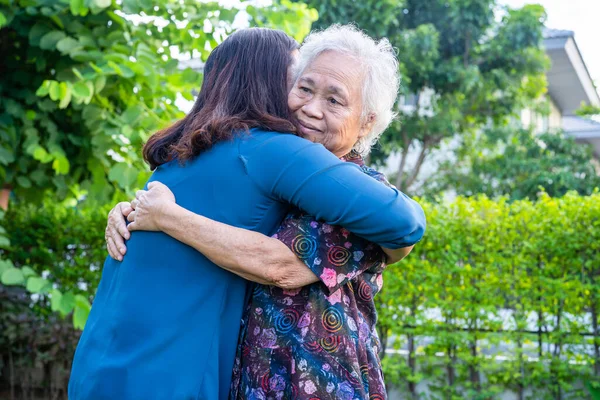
xmin=1 ymin=0 xmax=599 ymax=399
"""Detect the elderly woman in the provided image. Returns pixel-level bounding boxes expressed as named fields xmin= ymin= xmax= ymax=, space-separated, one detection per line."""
xmin=106 ymin=25 xmax=419 ymax=399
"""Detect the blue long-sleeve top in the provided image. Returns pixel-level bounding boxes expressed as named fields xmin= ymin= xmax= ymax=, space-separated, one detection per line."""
xmin=68 ymin=129 xmax=425 ymax=400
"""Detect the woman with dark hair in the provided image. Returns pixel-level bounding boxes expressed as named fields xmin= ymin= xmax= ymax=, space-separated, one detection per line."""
xmin=71 ymin=27 xmax=424 ymax=400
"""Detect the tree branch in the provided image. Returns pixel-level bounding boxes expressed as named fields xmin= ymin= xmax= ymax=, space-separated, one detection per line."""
xmin=403 ymin=139 xmax=431 ymax=190
xmin=395 ymin=132 xmax=411 ymax=189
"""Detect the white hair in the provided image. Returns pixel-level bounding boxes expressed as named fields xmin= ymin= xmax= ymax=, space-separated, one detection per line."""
xmin=295 ymin=24 xmax=400 ymax=156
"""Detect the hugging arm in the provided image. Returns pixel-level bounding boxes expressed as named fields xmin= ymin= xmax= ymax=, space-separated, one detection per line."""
xmin=106 ymin=135 xmax=425 ymax=287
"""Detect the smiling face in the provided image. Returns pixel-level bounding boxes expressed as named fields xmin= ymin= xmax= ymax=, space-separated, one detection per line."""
xmin=287 ymin=51 xmax=374 ymax=157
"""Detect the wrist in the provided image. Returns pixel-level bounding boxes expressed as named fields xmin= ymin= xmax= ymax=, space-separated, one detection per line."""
xmin=155 ymin=201 xmax=180 ymax=232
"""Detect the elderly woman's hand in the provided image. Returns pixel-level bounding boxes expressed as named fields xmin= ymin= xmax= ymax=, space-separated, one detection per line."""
xmin=127 ymin=181 xmax=176 ymax=233
xmin=106 ymin=202 xmax=133 ymax=261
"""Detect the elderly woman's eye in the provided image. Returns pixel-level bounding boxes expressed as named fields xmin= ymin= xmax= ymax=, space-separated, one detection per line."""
xmin=329 ymin=98 xmax=339 ymax=105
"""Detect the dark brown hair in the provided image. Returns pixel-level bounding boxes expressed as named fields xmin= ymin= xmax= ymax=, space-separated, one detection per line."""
xmin=143 ymin=28 xmax=299 ymax=169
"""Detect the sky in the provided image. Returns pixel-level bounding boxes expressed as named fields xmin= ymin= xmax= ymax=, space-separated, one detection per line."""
xmin=500 ymin=0 xmax=600 ymax=84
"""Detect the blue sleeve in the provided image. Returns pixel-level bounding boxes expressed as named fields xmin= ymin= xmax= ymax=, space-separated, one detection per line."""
xmin=240 ymin=132 xmax=426 ymax=248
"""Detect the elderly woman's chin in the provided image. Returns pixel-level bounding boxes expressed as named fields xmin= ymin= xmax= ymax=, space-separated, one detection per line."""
xmin=297 ymin=125 xmax=323 ymax=143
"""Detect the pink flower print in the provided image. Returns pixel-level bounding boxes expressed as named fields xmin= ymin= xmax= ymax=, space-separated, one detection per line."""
xmin=376 ymin=274 xmax=384 ymax=290
xmin=344 ymin=241 xmax=352 ymax=249
xmin=326 ymin=289 xmax=342 ymax=305
xmin=320 ymin=268 xmax=337 ymax=288
xmin=304 ymin=380 xmax=317 ymax=394
xmin=322 ymin=224 xmax=333 ymax=233
xmin=310 ymin=221 xmax=318 ymax=228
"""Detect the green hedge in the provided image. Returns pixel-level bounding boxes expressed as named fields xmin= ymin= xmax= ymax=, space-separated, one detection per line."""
xmin=0 ymin=200 xmax=109 ymax=397
xmin=1 ymin=193 xmax=599 ymax=398
xmin=377 ymin=192 xmax=600 ymax=399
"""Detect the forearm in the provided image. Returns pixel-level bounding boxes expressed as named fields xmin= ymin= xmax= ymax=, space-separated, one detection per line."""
xmin=157 ymin=204 xmax=318 ymax=288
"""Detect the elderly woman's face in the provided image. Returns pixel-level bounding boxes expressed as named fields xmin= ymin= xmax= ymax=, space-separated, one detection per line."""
xmin=288 ymin=51 xmax=373 ymax=157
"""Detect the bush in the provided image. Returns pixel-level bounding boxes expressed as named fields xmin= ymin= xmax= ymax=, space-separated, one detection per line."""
xmin=0 ymin=200 xmax=109 ymax=398
xmin=1 ymin=193 xmax=599 ymax=399
xmin=378 ymin=192 xmax=600 ymax=399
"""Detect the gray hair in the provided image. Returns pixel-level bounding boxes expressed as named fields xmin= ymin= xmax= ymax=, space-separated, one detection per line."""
xmin=295 ymin=24 xmax=400 ymax=156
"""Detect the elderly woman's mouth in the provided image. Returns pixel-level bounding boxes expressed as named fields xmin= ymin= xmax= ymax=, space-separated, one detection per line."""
xmin=298 ymin=121 xmax=322 ymax=136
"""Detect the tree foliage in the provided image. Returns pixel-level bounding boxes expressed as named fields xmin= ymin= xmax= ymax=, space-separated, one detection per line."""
xmin=300 ymin=0 xmax=549 ymax=193
xmin=433 ymin=128 xmax=600 ymax=200
xmin=0 ymin=0 xmax=317 ymax=203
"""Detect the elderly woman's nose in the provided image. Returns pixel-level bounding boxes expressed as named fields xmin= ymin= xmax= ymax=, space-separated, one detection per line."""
xmin=301 ymin=99 xmax=323 ymax=119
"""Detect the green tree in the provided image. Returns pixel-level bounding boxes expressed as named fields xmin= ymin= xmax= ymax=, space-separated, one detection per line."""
xmin=0 ymin=0 xmax=316 ymax=204
xmin=299 ymin=0 xmax=549 ymax=192
xmin=434 ymin=127 xmax=600 ymax=200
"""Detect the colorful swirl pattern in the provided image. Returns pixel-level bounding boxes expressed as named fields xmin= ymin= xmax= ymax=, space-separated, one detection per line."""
xmin=291 ymin=234 xmax=318 ymax=259
xmin=274 ymin=309 xmax=299 ymax=334
xmin=321 ymin=307 xmax=344 ymax=333
xmin=358 ymin=280 xmax=373 ymax=302
xmin=360 ymin=364 xmax=369 ymax=385
xmin=327 ymin=245 xmax=351 ymax=266
xmin=318 ymin=336 xmax=341 ymax=353
xmin=303 ymin=341 xmax=322 ymax=353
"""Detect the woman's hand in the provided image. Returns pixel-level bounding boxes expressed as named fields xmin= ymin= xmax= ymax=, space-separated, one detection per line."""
xmin=105 ymin=202 xmax=133 ymax=261
xmin=127 ymin=181 xmax=176 ymax=233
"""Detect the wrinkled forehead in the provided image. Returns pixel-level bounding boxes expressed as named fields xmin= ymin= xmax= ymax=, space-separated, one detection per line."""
xmin=294 ymin=49 xmax=362 ymax=81
xmin=294 ymin=50 xmax=364 ymax=95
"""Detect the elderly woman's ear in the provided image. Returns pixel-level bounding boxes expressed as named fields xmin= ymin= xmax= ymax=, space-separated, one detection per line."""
xmin=359 ymin=113 xmax=377 ymax=138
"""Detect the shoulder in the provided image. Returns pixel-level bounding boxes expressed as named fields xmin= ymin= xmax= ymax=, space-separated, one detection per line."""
xmin=239 ymin=129 xmax=336 ymax=163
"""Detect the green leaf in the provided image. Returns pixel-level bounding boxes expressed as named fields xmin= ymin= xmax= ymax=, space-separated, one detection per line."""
xmin=95 ymin=75 xmax=107 ymax=93
xmin=93 ymin=0 xmax=112 ymax=9
xmin=121 ymin=105 xmax=143 ymax=125
xmin=0 ymin=147 xmax=15 ymax=165
xmin=52 ymin=155 xmax=70 ymax=175
xmin=39 ymin=31 xmax=67 ymax=50
xmin=21 ymin=266 xmax=36 ymax=278
xmin=0 ymin=12 xmax=7 ymax=28
xmin=1 ymin=268 xmax=25 ymax=286
xmin=28 ymin=22 xmax=52 ymax=46
xmin=56 ymin=37 xmax=81 ymax=54
xmin=36 ymin=80 xmax=51 ymax=97
xmin=58 ymin=82 xmax=72 ymax=109
xmin=50 ymin=289 xmax=63 ymax=313
xmin=73 ymin=301 xmax=91 ymax=330
xmin=16 ymin=176 xmax=32 ymax=188
xmin=33 ymin=146 xmax=53 ymax=163
xmin=59 ymin=292 xmax=76 ymax=315
xmin=70 ymin=0 xmax=85 ymax=15
xmin=0 ymin=236 xmax=10 ymax=249
xmin=73 ymin=81 xmax=92 ymax=99
xmin=48 ymin=81 xmax=60 ymax=101
xmin=108 ymin=162 xmax=137 ymax=189
xmin=0 ymin=259 xmax=14 ymax=276
xmin=26 ymin=276 xmax=51 ymax=293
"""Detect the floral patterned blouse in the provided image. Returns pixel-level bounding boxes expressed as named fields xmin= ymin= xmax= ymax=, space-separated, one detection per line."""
xmin=230 ymin=154 xmax=391 ymax=400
